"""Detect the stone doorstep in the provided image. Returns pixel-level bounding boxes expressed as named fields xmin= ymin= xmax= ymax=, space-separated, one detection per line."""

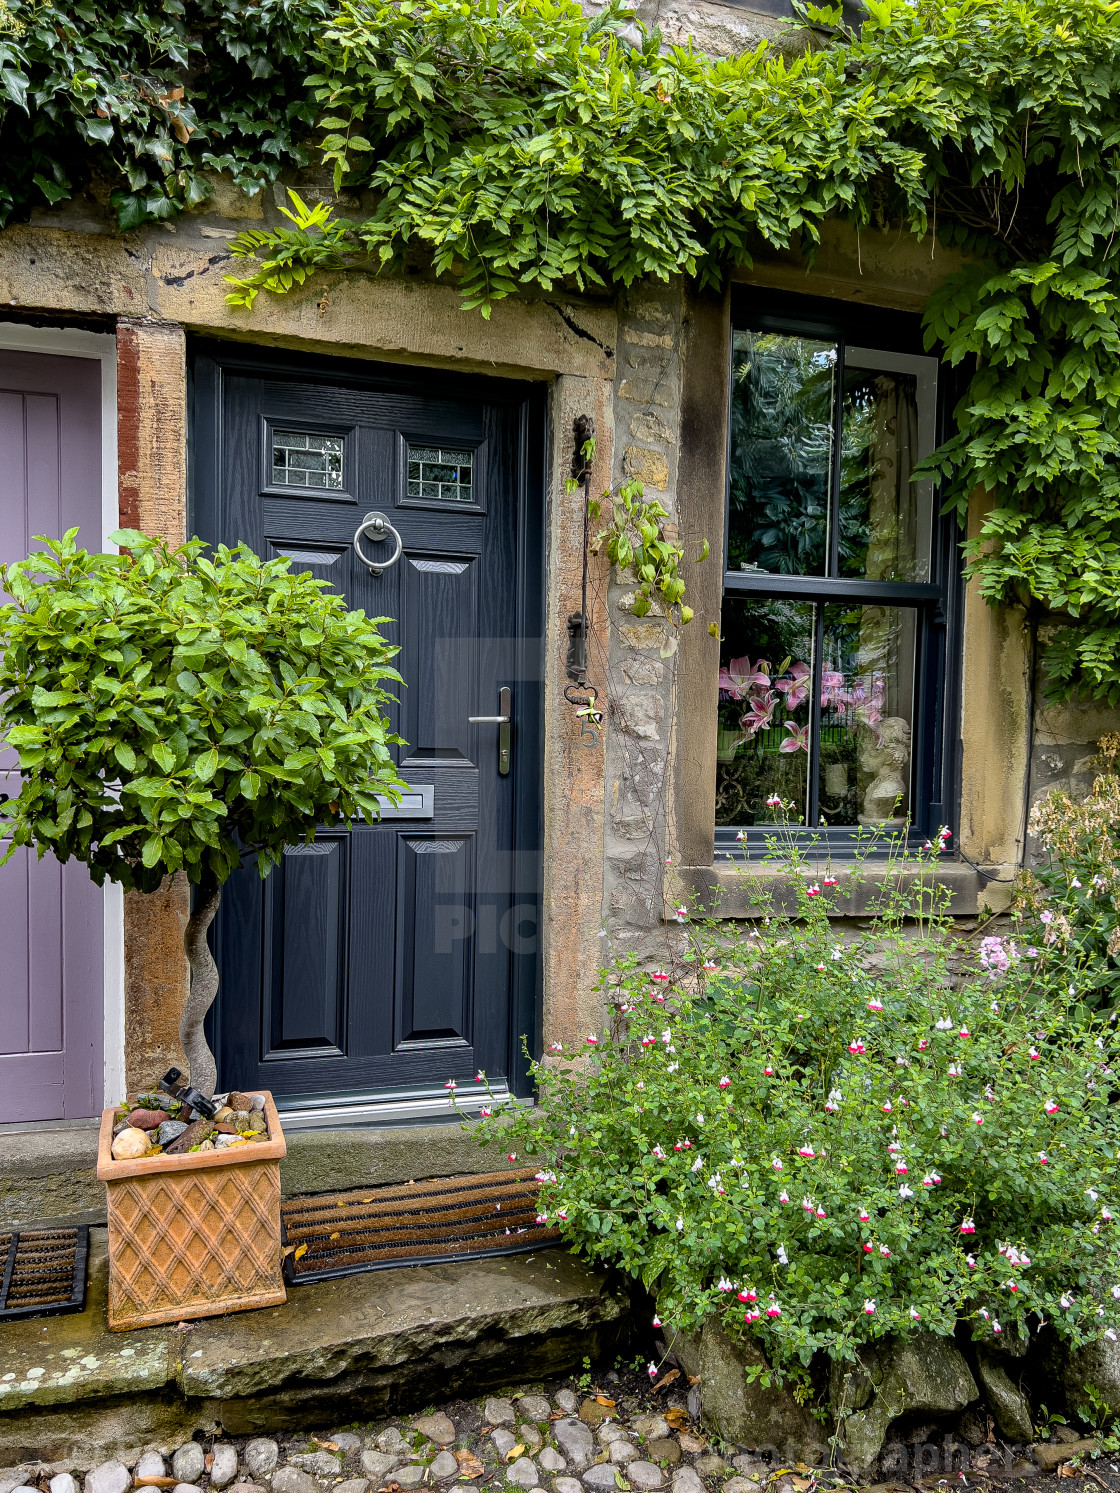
xmin=0 ymin=1121 xmax=518 ymax=1230
xmin=0 ymin=1229 xmax=635 ymax=1466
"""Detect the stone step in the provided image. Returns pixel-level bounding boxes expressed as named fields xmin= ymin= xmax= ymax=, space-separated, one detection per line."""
xmin=0 ymin=1229 xmax=635 ymax=1467
xmin=0 ymin=1121 xmax=519 ymax=1230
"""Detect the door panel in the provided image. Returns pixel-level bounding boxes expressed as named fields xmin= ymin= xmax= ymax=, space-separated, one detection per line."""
xmin=0 ymin=350 xmax=105 ymax=1121
xmin=195 ymin=348 xmax=544 ymax=1109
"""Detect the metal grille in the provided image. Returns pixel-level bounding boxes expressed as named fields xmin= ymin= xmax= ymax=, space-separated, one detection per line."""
xmin=0 ymin=1227 xmax=88 ymax=1320
xmin=272 ymin=430 xmax=344 ymax=490
xmin=407 ymin=444 xmax=473 ymax=503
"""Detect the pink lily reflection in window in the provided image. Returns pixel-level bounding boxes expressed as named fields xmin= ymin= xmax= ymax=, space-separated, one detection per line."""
xmin=780 ymin=722 xmax=810 ymax=753
xmin=774 ymin=660 xmax=811 ymax=712
xmin=741 ymin=690 xmax=777 ymax=736
xmin=717 ymin=656 xmax=771 ymax=699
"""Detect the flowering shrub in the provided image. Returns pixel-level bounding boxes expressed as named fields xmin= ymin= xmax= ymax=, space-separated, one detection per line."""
xmin=479 ymin=853 xmax=1120 ymax=1376
xmin=1016 ymin=735 xmax=1120 ymax=1008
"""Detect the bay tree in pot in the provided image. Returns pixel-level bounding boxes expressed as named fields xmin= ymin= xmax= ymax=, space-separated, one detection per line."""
xmin=0 ymin=528 xmax=404 ymax=1325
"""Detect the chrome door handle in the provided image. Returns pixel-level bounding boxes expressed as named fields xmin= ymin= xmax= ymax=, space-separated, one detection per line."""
xmin=353 ymin=511 xmax=403 ymax=575
xmin=468 ymin=687 xmax=511 ymax=775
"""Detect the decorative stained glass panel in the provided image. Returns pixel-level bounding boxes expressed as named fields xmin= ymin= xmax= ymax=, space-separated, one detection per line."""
xmin=407 ymin=444 xmax=473 ymax=503
xmin=272 ymin=430 xmax=344 ymax=490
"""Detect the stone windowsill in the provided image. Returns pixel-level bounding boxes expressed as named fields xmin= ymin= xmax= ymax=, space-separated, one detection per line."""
xmin=672 ymin=857 xmax=1004 ymax=918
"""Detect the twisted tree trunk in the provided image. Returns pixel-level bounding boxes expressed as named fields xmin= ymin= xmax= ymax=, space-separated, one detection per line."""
xmin=180 ymin=864 xmax=222 ymax=1099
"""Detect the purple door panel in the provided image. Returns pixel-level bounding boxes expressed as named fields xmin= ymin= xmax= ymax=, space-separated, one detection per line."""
xmin=0 ymin=349 xmax=105 ymax=1121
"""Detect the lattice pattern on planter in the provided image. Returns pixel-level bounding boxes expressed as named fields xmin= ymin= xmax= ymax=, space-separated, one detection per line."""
xmin=105 ymin=1159 xmax=285 ymax=1330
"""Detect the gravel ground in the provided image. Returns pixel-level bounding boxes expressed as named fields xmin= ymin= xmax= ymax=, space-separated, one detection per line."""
xmin=3 ymin=1364 xmax=1119 ymax=1493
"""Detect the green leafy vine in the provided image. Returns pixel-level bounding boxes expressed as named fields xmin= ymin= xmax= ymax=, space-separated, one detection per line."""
xmin=5 ymin=0 xmax=1120 ymax=699
xmin=590 ymin=482 xmax=706 ymax=627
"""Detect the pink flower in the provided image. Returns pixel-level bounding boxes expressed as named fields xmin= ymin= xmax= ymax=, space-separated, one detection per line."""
xmin=868 ymin=999 xmax=884 ymax=1013
xmin=1041 ymin=910 xmax=1054 ymax=924
xmin=816 ymin=1206 xmax=826 ymax=1219
xmin=798 ymin=1145 xmax=816 ymax=1158
xmin=807 ymin=884 xmax=822 ymax=897
xmin=864 ymin=1299 xmax=876 ymax=1315
xmin=719 ymin=656 xmax=771 ymax=699
xmin=910 ymin=1306 xmax=921 ymax=1320
xmin=959 ymin=1027 xmax=971 ymax=1038
xmin=651 ymin=970 xmax=669 ymax=983
xmin=821 ymin=669 xmax=847 ymax=709
xmin=780 ymin=722 xmax=810 ymax=754
xmin=823 ymin=875 xmax=838 ymax=887
xmin=719 ymin=1076 xmax=731 ymax=1089
xmin=896 ymin=1162 xmax=908 ymax=1175
xmin=766 ymin=1301 xmax=782 ymax=1318
xmin=966 ymin=1253 xmax=977 ymax=1269
xmin=1007 ymin=1281 xmax=1019 ymax=1293
xmin=652 ymin=1144 xmax=666 ymax=1159
xmin=775 ymin=660 xmax=812 ymax=711
xmin=779 ymin=1189 xmax=790 ymax=1204
xmin=882 ymin=1100 xmax=892 ymax=1112
xmin=849 ymin=1040 xmax=866 ymax=1055
xmin=863 ymin=1240 xmax=874 ymax=1254
xmin=738 ymin=1287 xmax=758 ymax=1303
xmin=859 ymin=1209 xmax=870 ymax=1222
xmin=918 ymin=1038 xmax=929 ymax=1050
xmin=765 ymin=793 xmax=782 ymax=808
xmin=480 ymin=1106 xmax=492 ymax=1118
xmin=763 ymin=1065 xmax=774 ymax=1076
xmin=960 ymin=1217 xmax=976 ymax=1235
xmin=702 ymin=960 xmax=719 ymax=973
xmin=1029 ymin=1047 xmax=1041 ymax=1060
xmin=652 ymin=1314 xmax=662 ymax=1328
xmin=879 ymin=1244 xmax=891 ymax=1257
xmin=1045 ymin=1099 xmax=1059 ymax=1114
xmin=535 ymin=1213 xmax=548 ymax=1225
xmin=740 ymin=691 xmax=778 ymax=738
xmin=444 ymin=1080 xmax=458 ymax=1090
xmin=508 ymin=1153 xmax=517 ymax=1162
xmin=1039 ymin=1152 xmax=1049 ymax=1164
xmin=585 ymin=1035 xmax=598 ymax=1046
xmin=971 ymin=1112 xmax=984 ymax=1125
xmin=771 ymin=1158 xmax=784 ymax=1171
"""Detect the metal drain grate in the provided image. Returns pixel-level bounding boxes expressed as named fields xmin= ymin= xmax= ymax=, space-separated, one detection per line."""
xmin=281 ymin=1168 xmax=560 ymax=1284
xmin=0 ymin=1227 xmax=89 ymax=1320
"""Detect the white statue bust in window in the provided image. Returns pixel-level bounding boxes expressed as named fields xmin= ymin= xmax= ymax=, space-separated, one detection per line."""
xmin=858 ymin=716 xmax=911 ymax=826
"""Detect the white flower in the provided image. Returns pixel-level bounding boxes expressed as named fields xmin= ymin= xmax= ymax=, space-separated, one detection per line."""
xmin=1111 ymin=1285 xmax=1120 ymax=1300
xmin=1060 ymin=1293 xmax=1074 ymax=1309
xmin=935 ymin=1017 xmax=954 ymax=1030
xmin=831 ymin=947 xmax=843 ymax=961
xmin=695 ymin=1112 xmax=705 ymax=1124
xmin=667 ymin=1062 xmax=679 ymax=1073
xmin=776 ymin=1245 xmax=789 ymax=1265
xmin=676 ymin=1216 xmax=684 ymax=1232
xmin=899 ymin=1184 xmax=915 ymax=1199
xmin=772 ymin=1157 xmax=784 ymax=1171
xmin=691 ymin=1155 xmax=704 ymax=1173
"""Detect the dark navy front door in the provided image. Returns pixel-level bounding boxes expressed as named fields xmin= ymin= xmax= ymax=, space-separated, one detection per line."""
xmin=191 ymin=346 xmax=544 ymax=1114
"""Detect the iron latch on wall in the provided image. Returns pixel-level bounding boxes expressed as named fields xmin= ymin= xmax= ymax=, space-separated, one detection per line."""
xmin=565 ymin=415 xmax=602 ymax=745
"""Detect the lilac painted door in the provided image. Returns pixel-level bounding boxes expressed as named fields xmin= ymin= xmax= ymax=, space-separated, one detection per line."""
xmin=0 ymin=349 xmax=105 ymax=1120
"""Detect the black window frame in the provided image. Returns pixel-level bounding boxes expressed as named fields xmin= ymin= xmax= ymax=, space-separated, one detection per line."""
xmin=714 ymin=287 xmax=965 ymax=858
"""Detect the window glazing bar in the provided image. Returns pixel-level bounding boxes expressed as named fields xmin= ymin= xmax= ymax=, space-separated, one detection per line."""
xmin=722 ymin=571 xmax=940 ymax=605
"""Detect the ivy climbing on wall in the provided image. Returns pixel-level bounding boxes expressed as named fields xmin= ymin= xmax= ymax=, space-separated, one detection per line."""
xmin=4 ymin=0 xmax=1120 ymax=701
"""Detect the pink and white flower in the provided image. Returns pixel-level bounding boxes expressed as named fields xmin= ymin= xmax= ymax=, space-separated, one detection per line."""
xmin=779 ymin=1189 xmax=790 ymax=1204
xmin=849 ymin=1039 xmax=866 ymax=1055
xmin=772 ymin=1157 xmax=784 ymax=1171
xmin=910 ymin=1306 xmax=921 ymax=1320
xmin=971 ymin=1111 xmax=984 ymax=1125
xmin=480 ymin=1106 xmax=492 ymax=1118
xmin=766 ymin=1300 xmax=782 ymax=1318
xmin=960 ymin=1217 xmax=976 ymax=1235
xmin=738 ymin=1287 xmax=758 ymax=1303
xmin=868 ymin=999 xmax=884 ymax=1013
xmin=651 ymin=970 xmax=670 ymax=983
xmin=1045 ymin=1099 xmax=1059 ymax=1114
xmin=719 ymin=1076 xmax=731 ymax=1089
xmin=806 ymin=883 xmax=822 ymax=897
xmin=859 ymin=1209 xmax=870 ymax=1222
xmin=864 ymin=1299 xmax=876 ymax=1315
xmin=879 ymin=1244 xmax=891 ymax=1257
xmin=444 ymin=1080 xmax=458 ymax=1091
xmin=780 ymin=722 xmax=810 ymax=755
xmin=798 ymin=1145 xmax=816 ymax=1159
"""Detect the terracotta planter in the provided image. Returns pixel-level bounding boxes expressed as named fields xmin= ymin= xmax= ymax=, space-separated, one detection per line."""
xmin=96 ymin=1091 xmax=287 ymax=1331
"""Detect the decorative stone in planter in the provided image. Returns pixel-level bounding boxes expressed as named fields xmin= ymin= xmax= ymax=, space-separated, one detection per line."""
xmin=96 ymin=1091 xmax=287 ymax=1331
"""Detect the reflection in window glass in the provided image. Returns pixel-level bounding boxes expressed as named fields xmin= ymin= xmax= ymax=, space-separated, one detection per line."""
xmin=838 ymin=352 xmax=937 ymax=583
xmin=407 ymin=444 xmax=474 ymax=503
xmin=728 ymin=332 xmax=836 ymax=577
xmin=272 ymin=430 xmax=344 ymax=490
xmin=715 ymin=598 xmax=814 ymax=826
xmin=818 ymin=604 xmax=916 ymax=827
